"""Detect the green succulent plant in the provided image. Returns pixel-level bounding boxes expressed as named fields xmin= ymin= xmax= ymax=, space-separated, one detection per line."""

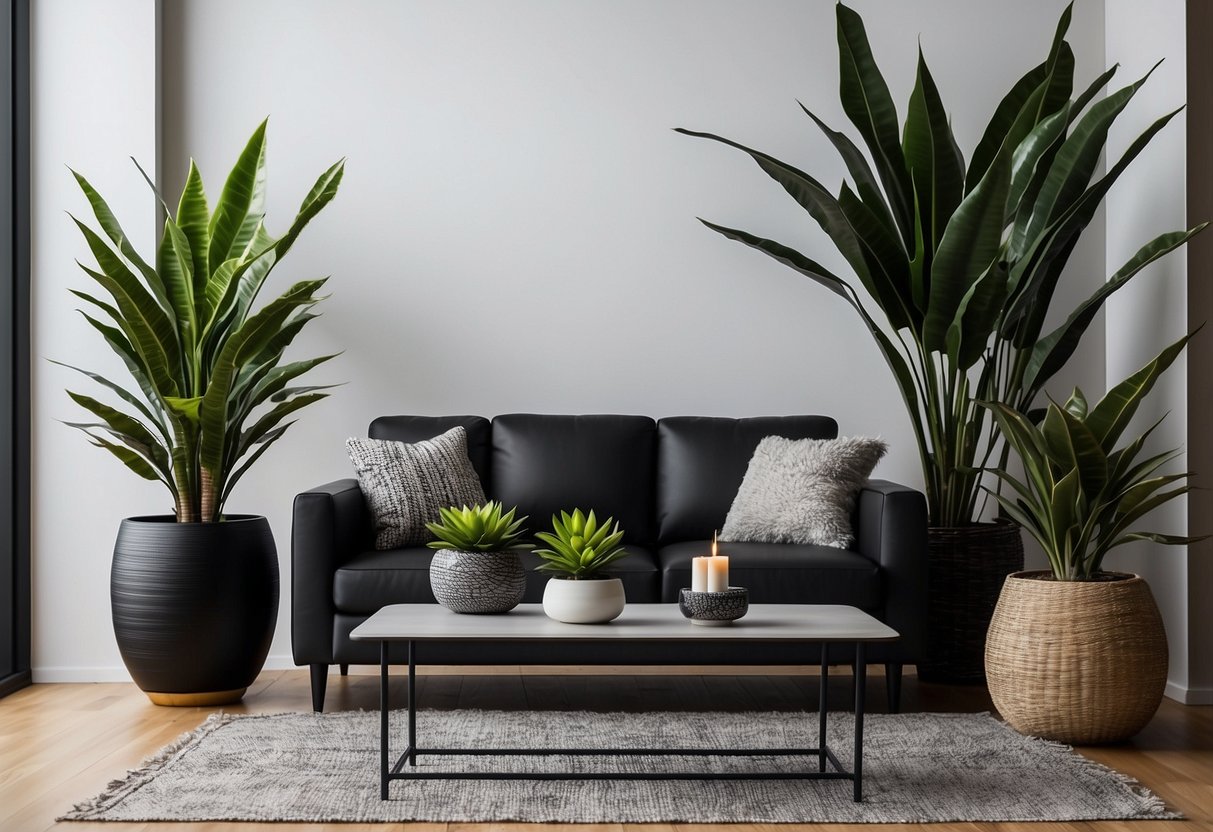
xmin=425 ymin=502 xmax=532 ymax=552
xmin=981 ymin=333 xmax=1205 ymax=581
xmin=534 ymin=509 xmax=630 ymax=579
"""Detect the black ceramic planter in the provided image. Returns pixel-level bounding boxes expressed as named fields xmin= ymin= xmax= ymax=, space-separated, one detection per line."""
xmin=111 ymin=515 xmax=279 ymax=706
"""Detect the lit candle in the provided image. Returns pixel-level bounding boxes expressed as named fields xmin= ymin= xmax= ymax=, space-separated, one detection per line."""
xmin=707 ymin=531 xmax=729 ymax=592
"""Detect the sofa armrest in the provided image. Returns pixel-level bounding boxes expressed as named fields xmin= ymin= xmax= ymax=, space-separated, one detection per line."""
xmin=856 ymin=479 xmax=928 ymax=663
xmin=292 ymin=478 xmax=370 ymax=665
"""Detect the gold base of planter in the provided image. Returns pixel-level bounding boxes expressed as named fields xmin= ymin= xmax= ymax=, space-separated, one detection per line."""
xmin=145 ymin=688 xmax=247 ymax=707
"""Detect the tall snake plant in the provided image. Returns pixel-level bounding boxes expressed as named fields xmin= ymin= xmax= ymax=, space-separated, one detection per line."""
xmin=678 ymin=3 xmax=1204 ymax=527
xmin=60 ymin=120 xmax=344 ymax=522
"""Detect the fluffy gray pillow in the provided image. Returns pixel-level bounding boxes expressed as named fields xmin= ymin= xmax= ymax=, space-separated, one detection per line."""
xmin=720 ymin=435 xmax=887 ymax=549
xmin=346 ymin=427 xmax=486 ymax=550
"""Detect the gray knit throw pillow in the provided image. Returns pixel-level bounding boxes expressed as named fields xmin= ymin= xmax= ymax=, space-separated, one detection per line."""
xmin=720 ymin=435 xmax=887 ymax=549
xmin=346 ymin=427 xmax=486 ymax=550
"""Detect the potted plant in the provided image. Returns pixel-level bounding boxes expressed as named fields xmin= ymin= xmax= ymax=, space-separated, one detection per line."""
xmin=61 ymin=120 xmax=343 ymax=705
xmin=676 ymin=3 xmax=1205 ymax=682
xmin=426 ymin=502 xmax=532 ymax=614
xmin=535 ymin=509 xmax=630 ymax=624
xmin=981 ymin=334 xmax=1200 ymax=744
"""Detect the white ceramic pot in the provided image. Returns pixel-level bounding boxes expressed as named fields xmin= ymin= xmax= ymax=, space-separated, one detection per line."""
xmin=542 ymin=576 xmax=626 ymax=624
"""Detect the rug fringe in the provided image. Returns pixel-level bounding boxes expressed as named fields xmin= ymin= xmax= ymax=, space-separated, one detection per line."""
xmin=58 ymin=711 xmax=235 ymax=821
xmin=988 ymin=717 xmax=1182 ymax=820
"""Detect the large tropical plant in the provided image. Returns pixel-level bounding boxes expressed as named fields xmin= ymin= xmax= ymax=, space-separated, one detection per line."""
xmin=981 ymin=334 xmax=1202 ymax=580
xmin=677 ymin=3 xmax=1205 ymax=526
xmin=60 ymin=120 xmax=344 ymax=523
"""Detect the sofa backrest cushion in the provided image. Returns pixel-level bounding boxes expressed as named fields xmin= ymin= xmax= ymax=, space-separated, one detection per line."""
xmin=656 ymin=415 xmax=838 ymax=543
xmin=489 ymin=414 xmax=658 ymax=546
xmin=368 ymin=415 xmax=493 ymax=490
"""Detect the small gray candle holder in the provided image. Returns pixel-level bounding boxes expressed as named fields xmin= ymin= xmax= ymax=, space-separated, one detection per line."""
xmin=678 ymin=587 xmax=749 ymax=626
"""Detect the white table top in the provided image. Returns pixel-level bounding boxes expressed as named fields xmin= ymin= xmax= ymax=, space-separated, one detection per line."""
xmin=350 ymin=603 xmax=898 ymax=643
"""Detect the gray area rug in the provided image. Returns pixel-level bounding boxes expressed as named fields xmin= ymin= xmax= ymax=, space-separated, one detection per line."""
xmin=62 ymin=709 xmax=1176 ymax=823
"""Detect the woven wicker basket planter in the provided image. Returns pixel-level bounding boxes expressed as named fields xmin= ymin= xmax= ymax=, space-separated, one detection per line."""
xmin=985 ymin=571 xmax=1167 ymax=745
xmin=919 ymin=521 xmax=1024 ymax=684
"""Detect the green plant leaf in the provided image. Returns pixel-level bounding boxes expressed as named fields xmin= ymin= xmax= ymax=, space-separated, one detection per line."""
xmin=924 ymin=141 xmax=1011 ymax=352
xmin=1020 ymin=65 xmax=1159 ymax=254
xmin=1086 ymin=332 xmax=1192 ymax=448
xmin=799 ymin=105 xmax=901 ymax=242
xmin=1007 ymin=104 xmax=1069 ymax=235
xmin=50 ymin=359 xmax=167 ymax=440
xmin=1070 ymin=64 xmax=1119 ymax=124
xmin=1063 ymin=387 xmax=1088 ymax=420
xmin=947 ymin=260 xmax=1009 ymax=370
xmin=966 ymin=3 xmax=1071 ymax=192
xmin=84 ymin=433 xmax=166 ymax=484
xmin=75 ymin=256 xmax=180 ymax=397
xmin=1023 ymin=225 xmax=1206 ymax=391
xmin=70 ymin=168 xmax=161 ymax=290
xmin=677 ymin=129 xmax=911 ymax=326
xmin=837 ymin=183 xmax=916 ymax=330
xmin=902 ymin=48 xmax=964 ymax=257
xmin=968 ymin=60 xmax=1047 ymax=192
xmin=66 ymin=388 xmax=167 ymax=463
xmin=176 ymin=159 xmax=211 ymax=309
xmin=1003 ymin=106 xmax=1184 ymax=350
xmin=208 ymin=119 xmax=268 ymax=274
xmin=836 ymin=2 xmax=913 ymax=244
xmin=1043 ymin=402 xmax=1107 ymax=494
xmin=196 ymin=278 xmax=327 ymax=513
xmin=219 ymin=422 xmax=294 ymax=507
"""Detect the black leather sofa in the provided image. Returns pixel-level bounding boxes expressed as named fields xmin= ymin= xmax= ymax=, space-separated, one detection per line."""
xmin=293 ymin=414 xmax=928 ymax=712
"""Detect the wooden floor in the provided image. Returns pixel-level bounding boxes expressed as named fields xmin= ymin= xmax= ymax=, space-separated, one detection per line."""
xmin=1 ymin=666 xmax=1211 ymax=832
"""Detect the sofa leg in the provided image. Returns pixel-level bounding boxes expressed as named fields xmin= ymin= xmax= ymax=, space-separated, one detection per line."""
xmin=885 ymin=663 xmax=903 ymax=713
xmin=310 ymin=663 xmax=329 ymax=712
xmin=339 ymin=663 xmax=349 ymax=677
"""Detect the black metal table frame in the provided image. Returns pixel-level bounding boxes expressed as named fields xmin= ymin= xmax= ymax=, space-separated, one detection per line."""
xmin=376 ymin=639 xmax=869 ymax=802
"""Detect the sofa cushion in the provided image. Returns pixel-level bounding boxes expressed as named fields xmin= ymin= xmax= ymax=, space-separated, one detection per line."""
xmin=334 ymin=545 xmax=662 ymax=613
xmin=721 ymin=435 xmax=887 ymax=548
xmin=490 ymin=414 xmax=658 ymax=545
xmin=369 ymin=415 xmax=492 ymax=488
xmin=656 ymin=540 xmax=881 ymax=608
xmin=346 ymin=428 xmax=486 ymax=549
xmin=656 ymin=416 xmax=837 ymax=543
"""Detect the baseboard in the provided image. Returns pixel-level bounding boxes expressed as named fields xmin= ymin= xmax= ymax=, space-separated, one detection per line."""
xmin=1165 ymin=680 xmax=1213 ymax=704
xmin=32 ymin=666 xmax=135 ymax=683
xmin=33 ymin=654 xmax=298 ymax=683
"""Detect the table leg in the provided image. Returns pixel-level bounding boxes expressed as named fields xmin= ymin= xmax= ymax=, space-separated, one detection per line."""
xmin=853 ymin=642 xmax=866 ymax=802
xmin=379 ymin=641 xmax=389 ymax=800
xmin=408 ymin=639 xmax=417 ymax=766
xmin=818 ymin=644 xmax=828 ymax=773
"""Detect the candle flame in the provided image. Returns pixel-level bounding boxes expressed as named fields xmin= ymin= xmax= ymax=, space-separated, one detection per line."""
xmin=712 ymin=530 xmax=718 ymax=557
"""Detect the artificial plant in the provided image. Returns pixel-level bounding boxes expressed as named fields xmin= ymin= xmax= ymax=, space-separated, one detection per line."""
xmin=60 ymin=120 xmax=344 ymax=522
xmin=534 ymin=509 xmax=630 ymax=579
xmin=982 ymin=334 xmax=1203 ymax=580
xmin=426 ymin=502 xmax=532 ymax=553
xmin=678 ymin=3 xmax=1204 ymax=526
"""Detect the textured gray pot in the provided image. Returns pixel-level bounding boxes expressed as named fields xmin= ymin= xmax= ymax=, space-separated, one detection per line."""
xmin=429 ymin=549 xmax=526 ymax=614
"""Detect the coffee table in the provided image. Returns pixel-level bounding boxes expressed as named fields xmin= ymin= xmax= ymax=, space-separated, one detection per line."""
xmin=350 ymin=602 xmax=898 ymax=802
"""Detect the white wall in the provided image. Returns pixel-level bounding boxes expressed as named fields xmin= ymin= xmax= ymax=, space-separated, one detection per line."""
xmin=30 ymin=0 xmax=161 ymax=681
xmin=32 ymin=0 xmax=1109 ymax=680
xmin=1104 ymin=0 xmax=1204 ymax=702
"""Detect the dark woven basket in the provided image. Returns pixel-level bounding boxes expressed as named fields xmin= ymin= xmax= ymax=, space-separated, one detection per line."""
xmin=918 ymin=521 xmax=1024 ymax=684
